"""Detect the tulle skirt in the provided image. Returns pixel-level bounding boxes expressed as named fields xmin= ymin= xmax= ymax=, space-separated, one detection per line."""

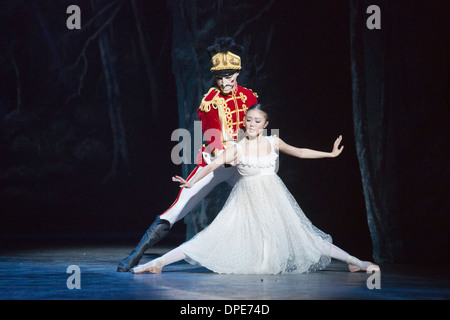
xmin=180 ymin=174 xmax=333 ymax=274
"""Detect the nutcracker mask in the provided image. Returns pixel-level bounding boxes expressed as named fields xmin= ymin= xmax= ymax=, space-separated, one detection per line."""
xmin=215 ymin=72 xmax=240 ymax=95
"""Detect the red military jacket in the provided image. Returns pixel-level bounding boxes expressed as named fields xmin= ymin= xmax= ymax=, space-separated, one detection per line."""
xmin=197 ymin=85 xmax=258 ymax=166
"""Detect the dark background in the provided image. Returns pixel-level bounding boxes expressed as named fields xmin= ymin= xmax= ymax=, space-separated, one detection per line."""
xmin=0 ymin=0 xmax=448 ymax=265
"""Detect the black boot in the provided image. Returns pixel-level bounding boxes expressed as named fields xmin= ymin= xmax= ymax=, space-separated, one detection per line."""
xmin=117 ymin=216 xmax=170 ymax=272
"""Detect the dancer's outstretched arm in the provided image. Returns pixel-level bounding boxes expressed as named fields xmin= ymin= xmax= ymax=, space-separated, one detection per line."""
xmin=172 ymin=146 xmax=237 ymax=189
xmin=276 ymin=135 xmax=344 ymax=159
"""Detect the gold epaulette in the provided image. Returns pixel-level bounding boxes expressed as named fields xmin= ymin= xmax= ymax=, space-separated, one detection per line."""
xmin=199 ymin=88 xmax=221 ymax=113
xmin=241 ymin=86 xmax=258 ymax=99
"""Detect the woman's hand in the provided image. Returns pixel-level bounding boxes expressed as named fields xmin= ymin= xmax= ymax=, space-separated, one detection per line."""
xmin=172 ymin=175 xmax=193 ymax=188
xmin=330 ymin=135 xmax=344 ymax=158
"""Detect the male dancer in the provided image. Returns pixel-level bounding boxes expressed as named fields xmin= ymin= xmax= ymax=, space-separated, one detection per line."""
xmin=117 ymin=38 xmax=258 ymax=272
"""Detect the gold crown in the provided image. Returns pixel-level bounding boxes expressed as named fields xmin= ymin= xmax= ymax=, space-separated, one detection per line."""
xmin=210 ymin=51 xmax=242 ymax=72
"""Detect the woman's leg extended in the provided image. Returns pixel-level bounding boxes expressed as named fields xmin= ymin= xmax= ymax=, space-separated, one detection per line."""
xmin=327 ymin=243 xmax=378 ymax=272
xmin=131 ymin=247 xmax=187 ymax=274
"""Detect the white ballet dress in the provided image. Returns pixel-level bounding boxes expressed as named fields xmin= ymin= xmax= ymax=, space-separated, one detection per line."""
xmin=179 ymin=136 xmax=333 ymax=274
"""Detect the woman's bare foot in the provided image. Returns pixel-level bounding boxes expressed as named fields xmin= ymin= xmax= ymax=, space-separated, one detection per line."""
xmin=348 ymin=261 xmax=379 ymax=272
xmin=131 ymin=261 xmax=162 ymax=274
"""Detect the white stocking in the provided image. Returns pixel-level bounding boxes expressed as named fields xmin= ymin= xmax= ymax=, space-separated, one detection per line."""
xmin=152 ymin=247 xmax=187 ymax=269
xmin=327 ymin=243 xmax=372 ymax=269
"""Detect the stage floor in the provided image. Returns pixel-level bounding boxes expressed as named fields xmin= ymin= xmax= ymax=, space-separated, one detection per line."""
xmin=0 ymin=242 xmax=448 ymax=300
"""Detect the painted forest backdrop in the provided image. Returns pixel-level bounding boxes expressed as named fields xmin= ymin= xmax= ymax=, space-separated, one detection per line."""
xmin=0 ymin=0 xmax=448 ymax=265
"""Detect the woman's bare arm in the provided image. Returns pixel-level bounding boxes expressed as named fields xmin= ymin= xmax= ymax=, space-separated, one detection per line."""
xmin=276 ymin=135 xmax=344 ymax=159
xmin=172 ymin=146 xmax=238 ymax=188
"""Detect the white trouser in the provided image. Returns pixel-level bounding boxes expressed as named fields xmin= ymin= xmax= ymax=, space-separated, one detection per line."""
xmin=159 ymin=165 xmax=241 ymax=227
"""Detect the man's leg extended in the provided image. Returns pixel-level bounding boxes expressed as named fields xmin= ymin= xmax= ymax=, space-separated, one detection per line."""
xmin=117 ymin=166 xmax=236 ymax=272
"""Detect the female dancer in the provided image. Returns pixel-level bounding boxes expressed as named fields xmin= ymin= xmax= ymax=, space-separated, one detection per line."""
xmin=132 ymin=104 xmax=378 ymax=274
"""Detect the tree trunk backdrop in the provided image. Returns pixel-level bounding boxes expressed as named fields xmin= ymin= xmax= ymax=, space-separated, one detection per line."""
xmin=350 ymin=0 xmax=448 ymax=263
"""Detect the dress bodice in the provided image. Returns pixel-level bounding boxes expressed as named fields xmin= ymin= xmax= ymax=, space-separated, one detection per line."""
xmin=236 ymin=136 xmax=278 ymax=177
